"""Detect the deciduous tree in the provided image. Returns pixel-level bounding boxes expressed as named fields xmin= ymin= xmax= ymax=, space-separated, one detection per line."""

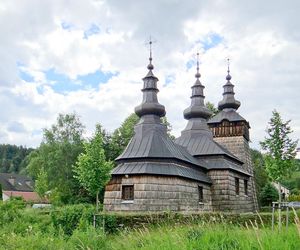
xmin=27 ymin=113 xmax=85 ymax=203
xmin=73 ymin=124 xmax=113 ymax=211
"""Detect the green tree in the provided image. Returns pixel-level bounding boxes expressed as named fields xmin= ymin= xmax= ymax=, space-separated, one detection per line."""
xmin=27 ymin=113 xmax=85 ymax=204
xmin=205 ymin=102 xmax=218 ymax=116
xmin=260 ymin=110 xmax=298 ymax=228
xmin=73 ymin=124 xmax=113 ymax=211
xmin=35 ymin=167 xmax=49 ymax=200
xmin=260 ymin=110 xmax=298 ymax=183
xmin=251 ymin=149 xmax=269 ymax=207
xmin=0 ymin=144 xmax=33 ymax=173
xmin=260 ymin=183 xmax=279 ymax=206
xmin=110 ymin=113 xmax=139 ymax=161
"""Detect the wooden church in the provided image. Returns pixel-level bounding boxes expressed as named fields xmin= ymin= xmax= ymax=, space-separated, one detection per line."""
xmin=103 ymin=49 xmax=258 ymax=213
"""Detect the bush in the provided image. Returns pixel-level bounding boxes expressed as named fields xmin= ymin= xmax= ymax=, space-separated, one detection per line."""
xmin=260 ymin=183 xmax=279 ymax=206
xmin=0 ymin=197 xmax=26 ymax=227
xmin=51 ymin=204 xmax=94 ymax=236
xmin=288 ymin=194 xmax=300 ymax=201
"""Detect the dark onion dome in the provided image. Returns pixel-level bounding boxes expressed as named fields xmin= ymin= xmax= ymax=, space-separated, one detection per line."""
xmin=183 ymin=55 xmax=212 ymax=120
xmin=113 ymin=49 xmax=210 ymax=182
xmin=218 ymin=65 xmax=241 ymax=111
xmin=176 ymin=55 xmax=247 ymax=172
xmin=134 ymin=57 xmax=166 ymax=118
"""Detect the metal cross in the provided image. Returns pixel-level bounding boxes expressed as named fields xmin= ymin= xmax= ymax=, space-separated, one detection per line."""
xmin=227 ymin=58 xmax=230 ymax=74
xmin=145 ymin=36 xmax=157 ymax=60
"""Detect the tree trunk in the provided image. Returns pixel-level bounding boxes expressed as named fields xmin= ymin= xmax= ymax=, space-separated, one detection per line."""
xmin=96 ymin=191 xmax=99 ymax=213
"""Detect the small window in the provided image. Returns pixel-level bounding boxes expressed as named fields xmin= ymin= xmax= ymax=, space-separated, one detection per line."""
xmin=122 ymin=185 xmax=134 ymax=200
xmin=244 ymin=180 xmax=248 ymax=196
xmin=198 ymin=186 xmax=203 ymax=202
xmin=235 ymin=178 xmax=239 ymax=195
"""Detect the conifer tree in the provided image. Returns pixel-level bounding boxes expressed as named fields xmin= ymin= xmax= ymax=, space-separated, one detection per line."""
xmin=260 ymin=110 xmax=298 ymax=229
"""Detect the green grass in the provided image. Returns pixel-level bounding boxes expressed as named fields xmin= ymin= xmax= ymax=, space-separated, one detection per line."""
xmin=1 ymin=201 xmax=299 ymax=249
xmin=109 ymin=223 xmax=300 ymax=250
xmin=0 ymin=222 xmax=299 ymax=250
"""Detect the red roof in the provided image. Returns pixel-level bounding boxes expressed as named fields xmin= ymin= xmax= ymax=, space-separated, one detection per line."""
xmin=3 ymin=191 xmax=44 ymax=202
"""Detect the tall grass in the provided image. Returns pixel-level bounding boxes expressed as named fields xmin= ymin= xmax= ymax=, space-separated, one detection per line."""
xmin=0 ymin=200 xmax=299 ymax=250
xmin=108 ymin=220 xmax=300 ymax=250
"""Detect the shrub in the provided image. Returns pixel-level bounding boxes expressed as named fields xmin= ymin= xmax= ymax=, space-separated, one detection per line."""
xmin=51 ymin=204 xmax=94 ymax=236
xmin=0 ymin=197 xmax=26 ymax=227
xmin=260 ymin=183 xmax=279 ymax=206
xmin=288 ymin=194 xmax=300 ymax=201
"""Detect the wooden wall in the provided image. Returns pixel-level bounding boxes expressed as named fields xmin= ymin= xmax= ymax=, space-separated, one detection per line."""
xmin=104 ymin=175 xmax=212 ymax=212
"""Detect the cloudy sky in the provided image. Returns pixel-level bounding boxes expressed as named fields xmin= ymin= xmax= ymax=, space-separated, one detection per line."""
xmin=0 ymin=0 xmax=299 ymax=150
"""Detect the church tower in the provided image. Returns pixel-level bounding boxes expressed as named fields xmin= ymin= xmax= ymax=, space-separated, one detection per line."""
xmin=176 ymin=55 xmax=254 ymax=212
xmin=207 ymin=60 xmax=258 ymax=211
xmin=104 ymin=44 xmax=212 ymax=212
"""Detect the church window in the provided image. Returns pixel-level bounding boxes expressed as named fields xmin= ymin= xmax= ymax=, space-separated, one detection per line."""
xmin=244 ymin=180 xmax=248 ymax=196
xmin=235 ymin=178 xmax=239 ymax=195
xmin=122 ymin=185 xmax=134 ymax=200
xmin=198 ymin=186 xmax=204 ymax=202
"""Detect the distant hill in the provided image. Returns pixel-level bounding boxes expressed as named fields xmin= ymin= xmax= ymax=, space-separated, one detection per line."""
xmin=0 ymin=144 xmax=33 ymax=174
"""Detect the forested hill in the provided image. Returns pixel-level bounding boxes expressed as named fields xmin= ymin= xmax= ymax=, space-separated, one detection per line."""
xmin=0 ymin=144 xmax=33 ymax=174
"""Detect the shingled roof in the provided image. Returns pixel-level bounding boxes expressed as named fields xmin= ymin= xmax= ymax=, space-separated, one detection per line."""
xmin=112 ymin=53 xmax=210 ymax=183
xmin=175 ymin=56 xmax=249 ymax=176
xmin=0 ymin=173 xmax=34 ymax=192
xmin=207 ymin=110 xmax=247 ymax=124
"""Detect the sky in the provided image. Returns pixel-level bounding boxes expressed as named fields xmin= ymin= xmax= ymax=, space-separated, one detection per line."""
xmin=0 ymin=0 xmax=299 ymax=150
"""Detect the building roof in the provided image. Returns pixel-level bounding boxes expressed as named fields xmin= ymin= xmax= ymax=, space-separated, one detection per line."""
xmin=175 ymin=57 xmax=246 ymax=175
xmin=200 ymin=156 xmax=251 ymax=176
xmin=175 ymin=134 xmax=243 ymax=164
xmin=117 ymin=123 xmax=206 ymax=168
xmin=112 ymin=52 xmax=209 ymax=181
xmin=0 ymin=173 xmax=34 ymax=192
xmin=207 ymin=109 xmax=247 ymax=124
xmin=112 ymin=161 xmax=212 ymax=184
xmin=3 ymin=191 xmax=41 ymax=202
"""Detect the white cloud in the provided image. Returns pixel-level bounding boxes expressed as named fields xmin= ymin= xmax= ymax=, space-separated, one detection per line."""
xmin=0 ymin=0 xmax=299 ymax=150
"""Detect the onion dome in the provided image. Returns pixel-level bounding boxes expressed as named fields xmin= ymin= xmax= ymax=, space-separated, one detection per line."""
xmin=134 ymin=50 xmax=166 ymax=118
xmin=183 ymin=53 xmax=212 ymax=120
xmin=218 ymin=59 xmax=241 ymax=110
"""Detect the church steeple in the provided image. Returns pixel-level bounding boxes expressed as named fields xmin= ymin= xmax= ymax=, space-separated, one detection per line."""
xmin=183 ymin=53 xmax=212 ymax=120
xmin=218 ymin=59 xmax=241 ymax=111
xmin=135 ymin=40 xmax=166 ymax=118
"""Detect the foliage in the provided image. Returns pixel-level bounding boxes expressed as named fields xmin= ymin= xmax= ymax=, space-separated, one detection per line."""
xmin=0 ymin=144 xmax=33 ymax=173
xmin=50 ymin=204 xmax=94 ymax=236
xmin=109 ymin=113 xmax=139 ymax=160
xmin=288 ymin=194 xmax=300 ymax=202
xmin=281 ymin=170 xmax=300 ymax=194
xmin=68 ymin=227 xmax=108 ymax=249
xmin=0 ymin=183 xmax=2 ymax=200
xmin=27 ymin=113 xmax=85 ymax=204
xmin=260 ymin=110 xmax=298 ymax=182
xmin=0 ymin=197 xmax=25 ymax=226
xmin=35 ymin=167 xmax=49 ymax=199
xmin=73 ymin=124 xmax=113 ymax=208
xmin=260 ymin=183 xmax=279 ymax=206
xmin=251 ymin=149 xmax=270 ymax=206
xmin=205 ymin=101 xmax=219 ymax=116
xmin=1 ymin=203 xmax=300 ymax=249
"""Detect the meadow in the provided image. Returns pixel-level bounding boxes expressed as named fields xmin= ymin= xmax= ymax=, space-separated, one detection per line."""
xmin=0 ymin=200 xmax=299 ymax=250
